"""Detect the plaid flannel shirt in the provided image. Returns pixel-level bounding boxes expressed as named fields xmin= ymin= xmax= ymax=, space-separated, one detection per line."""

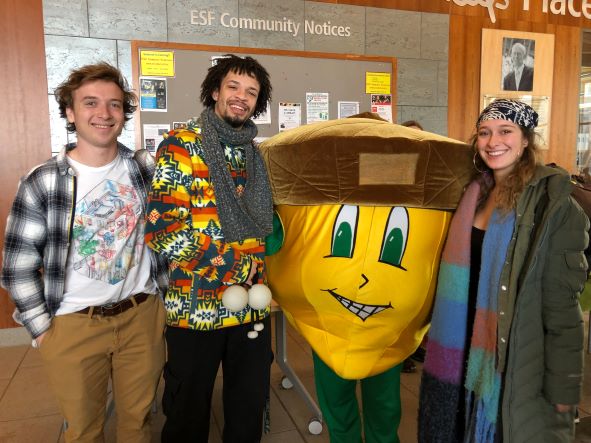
xmin=1 ymin=143 xmax=169 ymax=338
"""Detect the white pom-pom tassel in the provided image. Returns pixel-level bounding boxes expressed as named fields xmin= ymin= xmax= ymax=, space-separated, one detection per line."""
xmin=248 ymin=284 xmax=272 ymax=310
xmin=247 ymin=330 xmax=259 ymax=339
xmin=222 ymin=285 xmax=249 ymax=312
xmin=253 ymin=322 xmax=264 ymax=332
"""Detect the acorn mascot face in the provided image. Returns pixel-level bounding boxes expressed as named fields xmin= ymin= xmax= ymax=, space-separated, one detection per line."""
xmin=260 ymin=118 xmax=472 ymax=380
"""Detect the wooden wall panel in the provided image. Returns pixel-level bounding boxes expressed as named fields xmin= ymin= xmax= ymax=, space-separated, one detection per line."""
xmin=317 ymin=0 xmax=591 ymax=28
xmin=480 ymin=29 xmax=555 ymax=102
xmin=448 ymin=14 xmax=483 ymax=144
xmin=313 ymin=3 xmax=585 ymax=171
xmin=548 ymin=25 xmax=581 ymax=168
xmin=448 ymin=0 xmax=591 ymax=28
xmin=313 ymin=0 xmax=450 ymax=13
xmin=449 ymin=15 xmax=581 ymax=170
xmin=0 ymin=0 xmax=51 ymax=329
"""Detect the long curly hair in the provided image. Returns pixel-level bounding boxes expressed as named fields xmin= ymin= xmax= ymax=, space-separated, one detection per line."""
xmin=200 ymin=54 xmax=272 ymax=119
xmin=54 ymin=62 xmax=137 ymax=133
xmin=471 ymin=125 xmax=538 ymax=212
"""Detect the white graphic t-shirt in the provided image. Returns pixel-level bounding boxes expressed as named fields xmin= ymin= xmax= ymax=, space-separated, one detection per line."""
xmin=56 ymin=154 xmax=157 ymax=315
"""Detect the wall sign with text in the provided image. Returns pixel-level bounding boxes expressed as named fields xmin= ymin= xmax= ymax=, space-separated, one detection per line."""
xmin=190 ymin=10 xmax=351 ymax=38
xmin=448 ymin=0 xmax=591 ymax=24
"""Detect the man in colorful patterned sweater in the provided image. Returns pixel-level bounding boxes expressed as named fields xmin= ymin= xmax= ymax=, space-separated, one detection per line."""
xmin=145 ymin=54 xmax=274 ymax=442
xmin=1 ymin=63 xmax=169 ymax=442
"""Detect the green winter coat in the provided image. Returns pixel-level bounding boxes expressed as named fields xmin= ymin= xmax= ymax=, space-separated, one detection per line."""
xmin=499 ymin=165 xmax=589 ymax=442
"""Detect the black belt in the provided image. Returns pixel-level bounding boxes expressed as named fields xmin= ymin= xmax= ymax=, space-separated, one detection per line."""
xmin=76 ymin=293 xmax=151 ymax=317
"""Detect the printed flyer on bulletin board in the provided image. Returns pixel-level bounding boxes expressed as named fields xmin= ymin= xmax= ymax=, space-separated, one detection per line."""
xmin=140 ymin=78 xmax=167 ymax=112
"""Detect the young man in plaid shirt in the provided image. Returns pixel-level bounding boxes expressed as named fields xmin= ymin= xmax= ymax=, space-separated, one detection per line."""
xmin=1 ymin=63 xmax=168 ymax=442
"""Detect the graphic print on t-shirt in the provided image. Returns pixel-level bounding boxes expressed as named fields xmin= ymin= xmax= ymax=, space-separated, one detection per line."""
xmin=71 ymin=179 xmax=143 ymax=284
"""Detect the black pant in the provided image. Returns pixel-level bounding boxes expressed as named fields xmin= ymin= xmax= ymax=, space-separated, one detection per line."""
xmin=161 ymin=317 xmax=272 ymax=443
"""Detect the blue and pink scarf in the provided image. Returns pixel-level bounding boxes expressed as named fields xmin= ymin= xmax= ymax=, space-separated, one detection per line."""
xmin=418 ymin=181 xmax=515 ymax=443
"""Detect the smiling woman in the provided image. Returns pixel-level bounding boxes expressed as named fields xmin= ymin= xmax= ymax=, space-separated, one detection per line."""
xmin=475 ymin=119 xmax=528 ymax=180
xmin=419 ymin=99 xmax=589 ymax=443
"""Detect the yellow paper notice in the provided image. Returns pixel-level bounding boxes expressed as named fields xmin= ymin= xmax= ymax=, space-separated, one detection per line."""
xmin=365 ymin=72 xmax=391 ymax=94
xmin=140 ymin=50 xmax=175 ymax=77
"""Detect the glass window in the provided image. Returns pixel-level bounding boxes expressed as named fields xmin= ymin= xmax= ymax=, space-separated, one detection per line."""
xmin=578 ymin=31 xmax=591 ymax=173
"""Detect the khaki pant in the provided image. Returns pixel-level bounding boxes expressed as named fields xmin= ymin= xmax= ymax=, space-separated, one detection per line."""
xmin=39 ymin=295 xmax=166 ymax=443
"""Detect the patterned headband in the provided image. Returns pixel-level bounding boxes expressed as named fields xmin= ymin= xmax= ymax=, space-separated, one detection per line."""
xmin=477 ymin=99 xmax=538 ymax=129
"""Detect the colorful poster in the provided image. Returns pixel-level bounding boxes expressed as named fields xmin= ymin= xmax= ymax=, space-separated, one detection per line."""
xmin=140 ymin=78 xmax=167 ymax=112
xmin=143 ymin=124 xmax=170 ymax=154
xmin=306 ymin=93 xmax=329 ymax=124
xmin=140 ymin=50 xmax=175 ymax=77
xmin=278 ymin=102 xmax=302 ymax=132
xmin=366 ymin=72 xmax=391 ymax=94
xmin=370 ymin=94 xmax=393 ymax=123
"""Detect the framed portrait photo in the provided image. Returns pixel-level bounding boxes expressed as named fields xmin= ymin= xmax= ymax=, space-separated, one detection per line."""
xmin=501 ymin=37 xmax=535 ymax=92
xmin=481 ymin=29 xmax=554 ymax=99
xmin=480 ymin=29 xmax=555 ymax=149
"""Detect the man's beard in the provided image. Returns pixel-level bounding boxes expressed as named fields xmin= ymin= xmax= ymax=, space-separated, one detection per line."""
xmin=223 ymin=114 xmax=249 ymax=129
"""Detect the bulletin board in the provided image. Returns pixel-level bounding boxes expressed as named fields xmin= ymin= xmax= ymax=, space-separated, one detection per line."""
xmin=131 ymin=41 xmax=396 ymax=150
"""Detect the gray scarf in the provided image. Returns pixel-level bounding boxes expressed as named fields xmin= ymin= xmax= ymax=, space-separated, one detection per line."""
xmin=200 ymin=107 xmax=273 ymax=243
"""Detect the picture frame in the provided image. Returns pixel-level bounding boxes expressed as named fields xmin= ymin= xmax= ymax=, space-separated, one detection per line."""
xmin=480 ymin=29 xmax=555 ymax=149
xmin=501 ymin=37 xmax=535 ymax=92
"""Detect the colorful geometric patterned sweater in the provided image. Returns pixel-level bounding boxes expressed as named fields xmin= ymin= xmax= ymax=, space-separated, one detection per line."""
xmin=145 ymin=123 xmax=268 ymax=330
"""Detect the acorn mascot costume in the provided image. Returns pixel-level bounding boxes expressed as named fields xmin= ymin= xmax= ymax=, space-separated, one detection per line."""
xmin=260 ymin=116 xmax=473 ymax=443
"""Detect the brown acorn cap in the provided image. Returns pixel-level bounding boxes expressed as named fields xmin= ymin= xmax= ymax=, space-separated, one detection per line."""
xmin=259 ymin=117 xmax=474 ymax=210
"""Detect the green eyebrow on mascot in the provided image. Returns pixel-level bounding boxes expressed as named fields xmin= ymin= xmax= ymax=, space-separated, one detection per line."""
xmin=260 ymin=116 xmax=473 ymax=443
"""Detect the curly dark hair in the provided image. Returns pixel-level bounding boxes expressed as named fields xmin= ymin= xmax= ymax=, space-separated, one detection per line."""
xmin=54 ymin=62 xmax=137 ymax=132
xmin=200 ymin=54 xmax=272 ymax=119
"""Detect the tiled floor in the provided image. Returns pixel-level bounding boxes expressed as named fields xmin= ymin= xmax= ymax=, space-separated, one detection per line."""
xmin=1 ymin=316 xmax=591 ymax=443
